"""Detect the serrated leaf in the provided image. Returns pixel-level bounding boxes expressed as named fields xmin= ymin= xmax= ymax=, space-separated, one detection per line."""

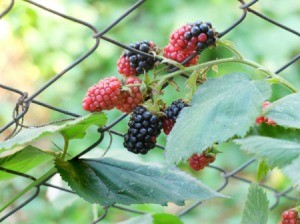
xmin=265 ymin=93 xmax=300 ymax=129
xmin=0 ymin=146 xmax=53 ymax=180
xmin=241 ymin=184 xmax=269 ymax=224
xmin=165 ymin=73 xmax=271 ymax=165
xmin=118 ymin=213 xmax=182 ymax=224
xmin=0 ymin=113 xmax=107 ymax=153
xmin=257 ymin=160 xmax=269 ymax=182
xmin=55 ymin=158 xmax=224 ymax=206
xmin=235 ymin=136 xmax=300 ymax=168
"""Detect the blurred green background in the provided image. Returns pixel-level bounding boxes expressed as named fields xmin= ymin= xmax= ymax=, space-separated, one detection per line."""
xmin=0 ymin=0 xmax=299 ymax=223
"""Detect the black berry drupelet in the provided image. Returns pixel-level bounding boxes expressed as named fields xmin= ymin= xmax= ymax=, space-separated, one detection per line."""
xmin=117 ymin=41 xmax=158 ymax=77
xmin=163 ymin=99 xmax=189 ymax=135
xmin=124 ymin=106 xmax=163 ymax=154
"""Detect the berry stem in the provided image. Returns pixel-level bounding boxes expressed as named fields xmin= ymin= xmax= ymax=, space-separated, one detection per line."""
xmin=61 ymin=135 xmax=69 ymax=160
xmin=268 ymin=76 xmax=298 ymax=93
xmin=153 ymin=57 xmax=298 ymax=95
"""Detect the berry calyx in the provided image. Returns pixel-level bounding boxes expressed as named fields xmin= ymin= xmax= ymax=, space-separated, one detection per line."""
xmin=281 ymin=209 xmax=300 ymax=224
xmin=117 ymin=41 xmax=158 ymax=77
xmin=124 ymin=106 xmax=163 ymax=154
xmin=116 ymin=76 xmax=144 ymax=114
xmin=188 ymin=152 xmax=216 ymax=171
xmin=163 ymin=99 xmax=189 ymax=135
xmin=82 ymin=76 xmax=122 ymax=112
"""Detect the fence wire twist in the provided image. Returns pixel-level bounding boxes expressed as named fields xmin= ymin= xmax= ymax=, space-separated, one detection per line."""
xmin=0 ymin=0 xmax=300 ymax=223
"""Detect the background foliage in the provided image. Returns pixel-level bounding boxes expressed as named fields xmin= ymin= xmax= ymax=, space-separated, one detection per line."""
xmin=0 ymin=0 xmax=299 ymax=223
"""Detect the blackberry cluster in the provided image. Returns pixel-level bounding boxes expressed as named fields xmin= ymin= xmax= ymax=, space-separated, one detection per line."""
xmin=124 ymin=106 xmax=163 ymax=154
xmin=117 ymin=41 xmax=158 ymax=77
xmin=163 ymin=99 xmax=189 ymax=135
xmin=281 ymin=209 xmax=300 ymax=224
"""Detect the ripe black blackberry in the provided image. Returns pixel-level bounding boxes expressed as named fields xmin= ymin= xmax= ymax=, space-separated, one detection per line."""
xmin=124 ymin=106 xmax=163 ymax=154
xmin=117 ymin=41 xmax=158 ymax=77
xmin=163 ymin=99 xmax=189 ymax=135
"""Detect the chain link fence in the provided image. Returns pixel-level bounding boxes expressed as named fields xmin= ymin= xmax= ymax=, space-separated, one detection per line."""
xmin=0 ymin=0 xmax=300 ymax=223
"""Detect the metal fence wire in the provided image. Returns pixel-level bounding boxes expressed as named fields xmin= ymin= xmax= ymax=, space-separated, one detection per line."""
xmin=0 ymin=0 xmax=300 ymax=223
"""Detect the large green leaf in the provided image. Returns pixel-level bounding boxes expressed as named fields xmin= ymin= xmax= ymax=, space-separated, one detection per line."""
xmin=241 ymin=184 xmax=269 ymax=224
xmin=165 ymin=73 xmax=271 ymax=164
xmin=55 ymin=158 xmax=224 ymax=206
xmin=118 ymin=213 xmax=183 ymax=224
xmin=265 ymin=93 xmax=300 ymax=129
xmin=0 ymin=113 xmax=107 ymax=153
xmin=235 ymin=136 xmax=300 ymax=168
xmin=0 ymin=146 xmax=53 ymax=180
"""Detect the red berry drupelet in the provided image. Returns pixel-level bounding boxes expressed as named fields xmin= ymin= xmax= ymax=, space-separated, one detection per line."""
xmin=188 ymin=153 xmax=216 ymax=171
xmin=281 ymin=209 xmax=300 ymax=224
xmin=124 ymin=106 xmax=163 ymax=154
xmin=163 ymin=99 xmax=189 ymax=135
xmin=117 ymin=41 xmax=158 ymax=77
xmin=116 ymin=76 xmax=144 ymax=114
xmin=164 ymin=21 xmax=216 ymax=66
xmin=82 ymin=76 xmax=122 ymax=112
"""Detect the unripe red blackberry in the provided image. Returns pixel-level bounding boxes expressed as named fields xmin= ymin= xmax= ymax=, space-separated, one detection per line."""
xmin=117 ymin=41 xmax=158 ymax=77
xmin=124 ymin=106 xmax=163 ymax=154
xmin=82 ymin=76 xmax=122 ymax=112
xmin=281 ymin=209 xmax=300 ymax=224
xmin=116 ymin=76 xmax=144 ymax=114
xmin=163 ymin=99 xmax=189 ymax=135
xmin=188 ymin=153 xmax=216 ymax=171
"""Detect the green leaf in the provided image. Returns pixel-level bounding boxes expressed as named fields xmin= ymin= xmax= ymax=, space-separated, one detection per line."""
xmin=118 ymin=213 xmax=182 ymax=224
xmin=256 ymin=160 xmax=269 ymax=182
xmin=235 ymin=136 xmax=300 ymax=168
xmin=265 ymin=93 xmax=300 ymax=129
xmin=55 ymin=157 xmax=224 ymax=206
xmin=166 ymin=73 xmax=271 ymax=165
xmin=241 ymin=184 xmax=269 ymax=224
xmin=0 ymin=146 xmax=53 ymax=180
xmin=0 ymin=113 xmax=107 ymax=153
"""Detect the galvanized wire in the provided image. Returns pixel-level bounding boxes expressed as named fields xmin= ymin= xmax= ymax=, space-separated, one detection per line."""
xmin=0 ymin=0 xmax=299 ymax=223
